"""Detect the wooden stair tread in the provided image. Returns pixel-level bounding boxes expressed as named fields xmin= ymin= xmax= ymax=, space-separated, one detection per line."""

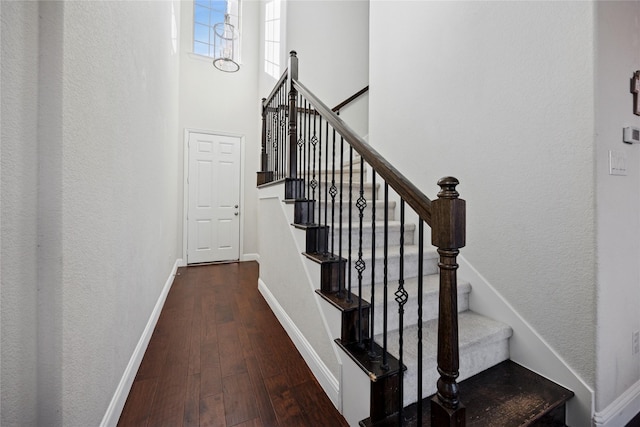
xmin=360 ymin=360 xmax=574 ymax=427
xmin=335 ymin=338 xmax=405 ymax=381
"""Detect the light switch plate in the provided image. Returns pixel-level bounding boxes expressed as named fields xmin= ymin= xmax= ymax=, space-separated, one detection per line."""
xmin=609 ymin=150 xmax=627 ymax=176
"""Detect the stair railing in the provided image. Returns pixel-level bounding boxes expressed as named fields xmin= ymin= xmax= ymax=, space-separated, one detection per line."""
xmin=257 ymin=51 xmax=466 ymax=426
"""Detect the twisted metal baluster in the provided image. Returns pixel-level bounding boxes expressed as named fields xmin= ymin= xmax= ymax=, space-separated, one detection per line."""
xmin=310 ymin=109 xmax=318 ymax=204
xmin=297 ymin=97 xmax=304 ymax=196
xmin=395 ymin=199 xmax=408 ymax=424
xmin=355 ymin=156 xmax=367 ymax=346
xmin=329 ymin=132 xmax=338 ymax=256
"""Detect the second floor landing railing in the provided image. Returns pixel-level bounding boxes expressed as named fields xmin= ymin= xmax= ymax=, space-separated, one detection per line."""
xmin=257 ymin=51 xmax=466 ymax=427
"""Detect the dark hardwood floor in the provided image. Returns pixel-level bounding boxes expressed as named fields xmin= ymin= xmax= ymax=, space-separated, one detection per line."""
xmin=117 ymin=261 xmax=348 ymax=427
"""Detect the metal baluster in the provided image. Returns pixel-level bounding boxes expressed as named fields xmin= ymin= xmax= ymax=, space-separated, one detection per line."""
xmin=310 ymin=109 xmax=318 ymax=206
xmin=382 ymin=182 xmax=389 ymax=369
xmin=329 ymin=131 xmax=337 ymax=256
xmin=314 ymin=105 xmax=327 ymax=253
xmin=395 ymin=199 xmax=408 ymax=424
xmin=297 ymin=97 xmax=304 ymax=196
xmin=347 ymin=147 xmax=353 ymax=300
xmin=369 ymin=171 xmax=377 ymax=357
xmin=339 ymin=136 xmax=346 ymax=299
xmin=417 ymin=219 xmax=424 ymax=424
xmin=355 ymin=156 xmax=367 ymax=346
xmin=273 ymin=96 xmax=277 ymax=176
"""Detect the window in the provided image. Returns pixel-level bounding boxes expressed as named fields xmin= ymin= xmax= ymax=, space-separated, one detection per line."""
xmin=193 ymin=0 xmax=240 ymax=59
xmin=264 ymin=0 xmax=281 ymax=78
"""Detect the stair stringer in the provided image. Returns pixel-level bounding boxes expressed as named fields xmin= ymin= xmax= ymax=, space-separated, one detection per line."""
xmin=257 ymin=183 xmax=345 ymax=411
xmin=458 ymin=255 xmax=594 ymax=427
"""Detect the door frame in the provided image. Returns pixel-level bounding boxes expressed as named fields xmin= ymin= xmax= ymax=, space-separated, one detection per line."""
xmin=182 ymin=128 xmax=245 ymax=264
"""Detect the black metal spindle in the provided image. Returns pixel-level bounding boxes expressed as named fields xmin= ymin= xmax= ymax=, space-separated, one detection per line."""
xmin=329 ymin=132 xmax=337 ymax=256
xmin=339 ymin=136 xmax=345 ymax=299
xmin=382 ymin=182 xmax=389 ymax=370
xmin=310 ymin=109 xmax=318 ymax=204
xmin=347 ymin=147 xmax=353 ymax=300
xmin=355 ymin=156 xmax=367 ymax=346
xmin=369 ymin=171 xmax=376 ymax=356
xmin=323 ymin=126 xmax=330 ymax=255
xmin=417 ymin=219 xmax=424 ymax=423
xmin=395 ymin=199 xmax=407 ymax=424
xmin=297 ymin=97 xmax=304 ymax=195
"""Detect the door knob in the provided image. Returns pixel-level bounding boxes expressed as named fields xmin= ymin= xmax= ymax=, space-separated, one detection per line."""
xmin=235 ymin=205 xmax=239 ymax=208
xmin=234 ymin=212 xmax=239 ymax=216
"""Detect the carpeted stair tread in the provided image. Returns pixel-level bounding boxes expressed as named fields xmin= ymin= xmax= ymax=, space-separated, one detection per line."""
xmin=377 ymin=311 xmax=512 ymax=407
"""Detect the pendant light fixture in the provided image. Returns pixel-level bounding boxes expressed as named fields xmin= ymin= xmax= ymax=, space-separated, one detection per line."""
xmin=213 ymin=14 xmax=240 ymax=72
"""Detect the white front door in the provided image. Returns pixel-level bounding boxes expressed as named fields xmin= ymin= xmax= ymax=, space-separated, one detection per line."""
xmin=187 ymin=132 xmax=241 ymax=263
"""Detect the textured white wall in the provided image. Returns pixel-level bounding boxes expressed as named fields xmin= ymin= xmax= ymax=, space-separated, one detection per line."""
xmin=2 ymin=1 xmax=182 ymax=425
xmin=369 ymin=0 xmax=597 ymax=389
xmin=58 ymin=2 xmax=181 ymax=424
xmin=1 ymin=2 xmax=39 ymax=425
xmin=595 ymin=0 xmax=640 ymax=412
xmin=257 ymin=196 xmax=340 ymax=379
xmin=283 ymin=0 xmax=369 ymax=109
xmin=178 ymin=0 xmax=260 ymax=259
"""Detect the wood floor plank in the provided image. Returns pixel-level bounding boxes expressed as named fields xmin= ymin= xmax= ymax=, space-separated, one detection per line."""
xmin=222 ymin=372 xmax=260 ymax=426
xmin=183 ymin=374 xmax=200 ymax=427
xmin=200 ymin=341 xmax=223 ymax=398
xmin=263 ymin=373 xmax=307 ymax=426
xmin=292 ymin=379 xmax=349 ymax=426
xmin=199 ymin=393 xmax=226 ymax=427
xmin=117 ymin=377 xmax=157 ymax=427
xmin=244 ymin=356 xmax=279 ymax=427
xmin=217 ymin=321 xmax=248 ymax=377
xmin=232 ymin=418 xmax=264 ymax=427
xmin=118 ymin=262 xmax=348 ymax=427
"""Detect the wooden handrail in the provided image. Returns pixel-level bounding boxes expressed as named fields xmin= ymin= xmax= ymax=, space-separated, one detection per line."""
xmin=332 ymin=86 xmax=369 ymax=113
xmin=292 ymin=78 xmax=433 ymax=225
xmin=263 ymin=68 xmax=289 ymax=108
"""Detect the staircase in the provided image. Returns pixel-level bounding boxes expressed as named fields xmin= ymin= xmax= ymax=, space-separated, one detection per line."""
xmin=257 ymin=51 xmax=574 ymax=426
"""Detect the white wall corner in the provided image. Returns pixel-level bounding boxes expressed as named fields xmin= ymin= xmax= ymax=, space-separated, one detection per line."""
xmin=593 ymin=379 xmax=640 ymax=427
xmin=458 ymin=255 xmax=594 ymax=427
xmin=99 ymin=259 xmax=181 ymax=427
xmin=258 ymin=278 xmax=341 ymax=409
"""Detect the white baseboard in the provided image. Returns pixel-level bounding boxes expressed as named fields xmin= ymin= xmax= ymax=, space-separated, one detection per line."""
xmin=258 ymin=278 xmax=340 ymax=407
xmin=593 ymin=379 xmax=640 ymax=427
xmin=100 ymin=258 xmax=181 ymax=427
xmin=241 ymin=253 xmax=260 ymax=262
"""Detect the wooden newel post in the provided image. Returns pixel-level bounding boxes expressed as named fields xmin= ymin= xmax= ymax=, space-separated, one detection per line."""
xmin=287 ymin=51 xmax=298 ymax=180
xmin=261 ymin=98 xmax=268 ymax=171
xmin=431 ymin=176 xmax=466 ymax=427
xmin=257 ymin=98 xmax=273 ymax=185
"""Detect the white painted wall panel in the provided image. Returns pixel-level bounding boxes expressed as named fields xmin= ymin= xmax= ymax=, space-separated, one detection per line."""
xmin=369 ymin=0 xmax=597 ymax=398
xmin=0 ymin=2 xmax=40 ymax=425
xmin=595 ymin=0 xmax=640 ymax=414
